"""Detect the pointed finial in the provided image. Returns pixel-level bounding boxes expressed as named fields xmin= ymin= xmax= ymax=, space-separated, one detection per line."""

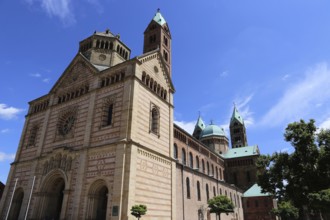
xmin=157 ymin=8 xmax=160 ymax=12
xmin=210 ymin=120 xmax=214 ymax=125
xmin=233 ymin=102 xmax=236 ymax=108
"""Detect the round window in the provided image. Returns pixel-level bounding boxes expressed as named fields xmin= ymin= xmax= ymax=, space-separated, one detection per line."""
xmin=59 ymin=115 xmax=75 ymax=136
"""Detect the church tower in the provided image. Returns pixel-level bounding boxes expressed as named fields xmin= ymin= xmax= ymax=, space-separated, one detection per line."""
xmin=229 ymin=106 xmax=248 ymax=148
xmin=192 ymin=115 xmax=205 ymax=139
xmin=143 ymin=9 xmax=172 ymax=76
xmin=79 ymin=29 xmax=131 ymax=67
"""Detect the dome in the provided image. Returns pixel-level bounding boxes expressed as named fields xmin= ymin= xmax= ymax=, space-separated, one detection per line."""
xmin=200 ymin=124 xmax=226 ymax=138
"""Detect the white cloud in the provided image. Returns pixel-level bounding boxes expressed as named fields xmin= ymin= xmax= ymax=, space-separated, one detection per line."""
xmin=319 ymin=118 xmax=330 ymax=130
xmin=0 ymin=129 xmax=10 ymax=134
xmin=0 ymin=104 xmax=23 ymax=120
xmin=85 ymin=0 xmax=103 ymax=14
xmin=220 ymin=71 xmax=229 ymax=78
xmin=282 ymin=74 xmax=290 ymax=81
xmin=234 ymin=94 xmax=254 ymax=127
xmin=26 ymin=0 xmax=75 ymax=26
xmin=261 ymin=63 xmax=330 ymax=127
xmin=43 ymin=78 xmax=51 ymax=83
xmin=0 ymin=152 xmax=15 ymax=162
xmin=174 ymin=120 xmax=196 ymax=135
xmin=30 ymin=73 xmax=42 ymax=78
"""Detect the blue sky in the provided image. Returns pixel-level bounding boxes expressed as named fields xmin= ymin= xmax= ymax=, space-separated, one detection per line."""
xmin=1 ymin=0 xmax=330 ymax=183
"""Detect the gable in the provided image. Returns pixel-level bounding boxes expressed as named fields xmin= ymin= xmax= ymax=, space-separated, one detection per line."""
xmin=137 ymin=50 xmax=175 ymax=93
xmin=50 ymin=53 xmax=99 ymax=94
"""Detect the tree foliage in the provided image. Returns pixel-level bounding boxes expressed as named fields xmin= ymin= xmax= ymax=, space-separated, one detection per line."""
xmin=131 ymin=204 xmax=147 ymax=220
xmin=271 ymin=201 xmax=299 ymax=220
xmin=208 ymin=195 xmax=234 ymax=220
xmin=257 ymin=119 xmax=330 ymax=219
xmin=308 ymin=188 xmax=330 ymax=213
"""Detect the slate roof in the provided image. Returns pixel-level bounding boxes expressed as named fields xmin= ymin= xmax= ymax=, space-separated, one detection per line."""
xmin=243 ymin=184 xmax=272 ymax=197
xmin=221 ymin=145 xmax=259 ymax=159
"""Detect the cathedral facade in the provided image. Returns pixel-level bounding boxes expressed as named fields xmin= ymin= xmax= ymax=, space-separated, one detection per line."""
xmin=0 ymin=11 xmax=263 ymax=220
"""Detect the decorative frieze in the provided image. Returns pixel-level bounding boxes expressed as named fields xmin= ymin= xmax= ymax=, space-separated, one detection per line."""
xmin=43 ymin=153 xmax=73 ymax=175
xmin=137 ymin=148 xmax=171 ymax=166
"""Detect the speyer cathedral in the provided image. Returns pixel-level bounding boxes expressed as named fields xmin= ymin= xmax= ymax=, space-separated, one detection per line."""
xmin=0 ymin=10 xmax=273 ymax=220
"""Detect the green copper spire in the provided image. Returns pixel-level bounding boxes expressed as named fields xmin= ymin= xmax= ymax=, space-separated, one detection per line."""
xmin=153 ymin=9 xmax=167 ymax=26
xmin=196 ymin=115 xmax=205 ymax=130
xmin=193 ymin=115 xmax=205 ymax=139
xmin=231 ymin=105 xmax=244 ymax=124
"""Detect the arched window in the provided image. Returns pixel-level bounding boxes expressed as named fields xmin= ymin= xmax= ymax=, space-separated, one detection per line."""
xmin=105 ymin=103 xmax=113 ymax=126
xmin=202 ymin=159 xmax=205 ymax=173
xmin=182 ymin=148 xmax=186 ymax=165
xmin=186 ymin=177 xmax=190 ymax=199
xmin=216 ymin=167 xmax=218 ymax=179
xmin=105 ymin=41 xmax=109 ymax=49
xmin=206 ymin=184 xmax=209 ymax=201
xmin=101 ymin=41 xmax=104 ymax=48
xmin=173 ymin=144 xmax=178 ymax=159
xmin=146 ymin=75 xmax=150 ymax=87
xmin=87 ymin=180 xmax=108 ymax=220
xmin=96 ymin=40 xmax=100 ymax=48
xmin=150 ymin=107 xmax=159 ymax=134
xmin=153 ymin=82 xmax=157 ymax=92
xmin=163 ymin=50 xmax=168 ymax=61
xmin=142 ymin=72 xmax=146 ymax=83
xmin=219 ymin=188 xmax=222 ymax=195
xmin=195 ymin=156 xmax=199 ymax=170
xmin=207 ymin=162 xmax=210 ymax=175
xmin=211 ymin=164 xmax=214 ymax=176
xmin=28 ymin=125 xmax=39 ymax=147
xmin=220 ymin=168 xmax=223 ymax=180
xmin=197 ymin=181 xmax=201 ymax=201
xmin=213 ymin=186 xmax=216 ymax=197
xmin=164 ymin=36 xmax=168 ymax=46
xmin=189 ymin=152 xmax=193 ymax=168
xmin=109 ymin=42 xmax=113 ymax=50
xmin=150 ymin=78 xmax=154 ymax=89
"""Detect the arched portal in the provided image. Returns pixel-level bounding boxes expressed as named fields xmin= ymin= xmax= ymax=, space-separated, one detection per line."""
xmin=95 ymin=186 xmax=108 ymax=220
xmin=7 ymin=188 xmax=24 ymax=220
xmin=86 ymin=180 xmax=109 ymax=220
xmin=41 ymin=177 xmax=65 ymax=220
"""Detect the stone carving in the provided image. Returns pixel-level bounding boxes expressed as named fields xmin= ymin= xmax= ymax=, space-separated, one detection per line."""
xmin=43 ymin=153 xmax=73 ymax=175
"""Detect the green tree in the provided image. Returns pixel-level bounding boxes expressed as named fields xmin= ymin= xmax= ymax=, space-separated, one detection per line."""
xmin=131 ymin=204 xmax=147 ymax=220
xmin=207 ymin=195 xmax=234 ymax=220
xmin=308 ymin=188 xmax=330 ymax=219
xmin=271 ymin=201 xmax=299 ymax=220
xmin=257 ymin=119 xmax=330 ymax=220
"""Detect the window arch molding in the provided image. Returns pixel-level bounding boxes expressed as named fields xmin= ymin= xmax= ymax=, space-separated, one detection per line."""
xmin=182 ymin=148 xmax=186 ymax=165
xmin=173 ymin=144 xmax=178 ymax=159
xmin=149 ymin=104 xmax=160 ymax=136
xmin=186 ymin=177 xmax=191 ymax=199
xmin=189 ymin=152 xmax=193 ymax=168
